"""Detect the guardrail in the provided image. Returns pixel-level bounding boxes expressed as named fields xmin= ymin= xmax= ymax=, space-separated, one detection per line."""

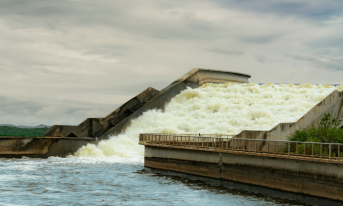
xmin=139 ymin=133 xmax=343 ymax=164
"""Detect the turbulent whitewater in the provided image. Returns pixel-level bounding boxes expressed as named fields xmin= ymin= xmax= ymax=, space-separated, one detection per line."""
xmin=74 ymin=83 xmax=343 ymax=159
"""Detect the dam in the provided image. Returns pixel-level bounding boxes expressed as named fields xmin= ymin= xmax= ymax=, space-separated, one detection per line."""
xmin=0 ymin=68 xmax=251 ymax=157
xmin=1 ymin=68 xmax=343 ymax=204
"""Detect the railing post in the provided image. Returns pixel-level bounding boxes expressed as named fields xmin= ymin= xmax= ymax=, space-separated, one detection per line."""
xmin=165 ymin=134 xmax=167 ymax=147
xmin=220 ymin=138 xmax=221 ymax=150
xmin=255 ymin=140 xmax=257 ymax=153
xmin=304 ymin=143 xmax=305 ymax=157
xmin=195 ymin=136 xmax=197 ymax=149
xmin=165 ymin=134 xmax=167 ymax=146
xmin=320 ymin=144 xmax=322 ymax=158
xmin=288 ymin=142 xmax=290 ymax=157
xmin=223 ymin=138 xmax=225 ymax=151
xmin=312 ymin=143 xmax=314 ymax=158
xmin=219 ymin=138 xmax=221 ymax=150
xmin=329 ymin=144 xmax=331 ymax=160
xmin=274 ymin=141 xmax=276 ymax=155
xmin=296 ymin=143 xmax=298 ymax=156
xmin=339 ymin=144 xmax=341 ymax=163
xmin=202 ymin=137 xmax=203 ymax=148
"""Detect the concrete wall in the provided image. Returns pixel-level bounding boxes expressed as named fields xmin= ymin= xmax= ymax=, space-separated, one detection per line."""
xmin=144 ymin=146 xmax=343 ymax=203
xmin=0 ymin=137 xmax=94 ymax=158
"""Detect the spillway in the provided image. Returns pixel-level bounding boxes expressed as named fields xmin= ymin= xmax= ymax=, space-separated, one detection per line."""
xmin=74 ymin=82 xmax=343 ymax=159
xmin=1 ymin=68 xmax=342 ymax=158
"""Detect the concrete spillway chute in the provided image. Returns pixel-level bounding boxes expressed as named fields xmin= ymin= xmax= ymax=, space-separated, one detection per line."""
xmin=0 ymin=68 xmax=251 ymax=157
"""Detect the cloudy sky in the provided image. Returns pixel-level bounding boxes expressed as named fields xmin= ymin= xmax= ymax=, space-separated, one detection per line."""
xmin=1 ymin=0 xmax=343 ymax=126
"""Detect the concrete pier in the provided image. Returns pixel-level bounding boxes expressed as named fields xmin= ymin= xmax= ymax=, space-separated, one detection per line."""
xmin=140 ymin=134 xmax=343 ymax=205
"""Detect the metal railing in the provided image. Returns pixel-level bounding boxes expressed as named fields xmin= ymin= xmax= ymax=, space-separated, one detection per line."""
xmin=139 ymin=133 xmax=343 ymax=164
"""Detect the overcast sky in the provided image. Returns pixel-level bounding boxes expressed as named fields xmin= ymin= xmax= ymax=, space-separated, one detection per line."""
xmin=1 ymin=0 xmax=343 ymax=126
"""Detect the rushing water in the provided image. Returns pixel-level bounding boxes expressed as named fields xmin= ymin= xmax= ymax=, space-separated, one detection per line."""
xmin=75 ymin=83 xmax=343 ymax=159
xmin=2 ymin=83 xmax=342 ymax=205
xmin=0 ymin=157 xmax=307 ymax=206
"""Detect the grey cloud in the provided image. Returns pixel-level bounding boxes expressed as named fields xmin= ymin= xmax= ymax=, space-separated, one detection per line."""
xmin=0 ymin=1 xmax=225 ymax=41
xmin=254 ymin=55 xmax=268 ymax=64
xmin=0 ymin=95 xmax=120 ymax=126
xmin=239 ymin=34 xmax=281 ymax=44
xmin=285 ymin=54 xmax=343 ymax=71
xmin=306 ymin=38 xmax=343 ymax=52
xmin=83 ymin=45 xmax=131 ymax=58
xmin=208 ymin=48 xmax=244 ymax=56
xmin=0 ymin=0 xmax=343 ymax=126
xmin=0 ymin=96 xmax=45 ymax=115
xmin=216 ymin=0 xmax=343 ymax=22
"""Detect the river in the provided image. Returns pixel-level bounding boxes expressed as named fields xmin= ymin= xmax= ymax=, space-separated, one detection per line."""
xmin=0 ymin=157 xmax=307 ymax=206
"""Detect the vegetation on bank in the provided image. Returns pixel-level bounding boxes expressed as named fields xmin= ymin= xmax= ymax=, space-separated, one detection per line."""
xmin=289 ymin=113 xmax=343 ymax=143
xmin=284 ymin=113 xmax=343 ymax=157
xmin=0 ymin=126 xmax=49 ymax=137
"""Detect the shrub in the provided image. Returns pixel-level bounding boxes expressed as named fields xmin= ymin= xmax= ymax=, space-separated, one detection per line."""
xmin=289 ymin=113 xmax=343 ymax=143
xmin=284 ymin=113 xmax=343 ymax=157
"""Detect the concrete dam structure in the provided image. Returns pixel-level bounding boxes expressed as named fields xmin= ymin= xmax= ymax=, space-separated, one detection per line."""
xmin=0 ymin=68 xmax=251 ymax=157
xmin=1 ymin=67 xmax=343 ymax=203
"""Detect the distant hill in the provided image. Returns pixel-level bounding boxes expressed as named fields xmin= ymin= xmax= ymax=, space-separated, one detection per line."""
xmin=0 ymin=124 xmax=51 ymax=128
xmin=0 ymin=125 xmax=50 ymax=137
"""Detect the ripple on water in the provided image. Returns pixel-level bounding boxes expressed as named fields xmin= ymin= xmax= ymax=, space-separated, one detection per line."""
xmin=0 ymin=157 xmax=308 ymax=206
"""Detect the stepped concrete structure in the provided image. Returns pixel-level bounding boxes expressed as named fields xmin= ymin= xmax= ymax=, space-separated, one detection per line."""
xmin=0 ymin=68 xmax=251 ymax=157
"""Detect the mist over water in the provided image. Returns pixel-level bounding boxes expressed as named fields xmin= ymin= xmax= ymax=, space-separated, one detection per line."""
xmin=74 ymin=83 xmax=343 ymax=160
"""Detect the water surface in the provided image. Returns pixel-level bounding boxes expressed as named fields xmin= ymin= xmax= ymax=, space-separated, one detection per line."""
xmin=0 ymin=157 xmax=306 ymax=206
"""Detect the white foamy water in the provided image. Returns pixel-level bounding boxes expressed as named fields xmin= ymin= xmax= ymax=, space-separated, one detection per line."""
xmin=74 ymin=83 xmax=343 ymax=159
